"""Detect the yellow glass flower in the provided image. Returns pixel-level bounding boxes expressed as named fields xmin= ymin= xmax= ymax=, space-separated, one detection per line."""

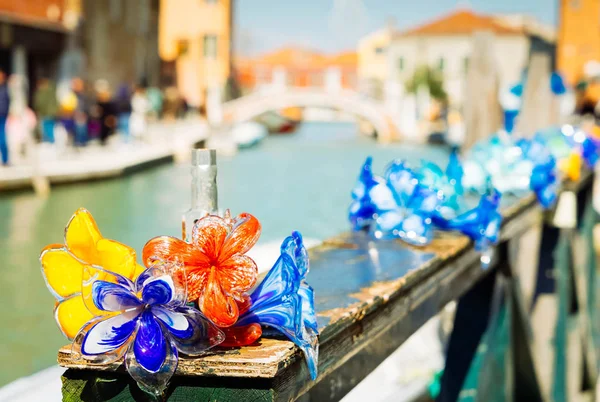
xmin=559 ymin=152 xmax=582 ymax=182
xmin=40 ymin=208 xmax=143 ymax=340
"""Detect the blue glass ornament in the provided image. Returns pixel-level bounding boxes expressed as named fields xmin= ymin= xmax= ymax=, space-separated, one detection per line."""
xmin=435 ymin=188 xmax=502 ymax=254
xmin=235 ymin=231 xmax=319 ymax=380
xmin=582 ymin=136 xmax=600 ymax=167
xmin=550 ymin=72 xmax=567 ymax=96
xmin=420 ymin=148 xmax=464 ymax=217
xmin=371 ymin=160 xmax=442 ymax=245
xmin=349 ymin=157 xmax=384 ymax=231
xmin=72 ymin=263 xmax=225 ymax=395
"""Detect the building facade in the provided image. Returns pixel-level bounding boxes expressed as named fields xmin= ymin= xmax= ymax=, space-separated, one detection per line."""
xmin=159 ymin=0 xmax=233 ymax=108
xmin=0 ymin=0 xmax=160 ymax=99
xmin=558 ymin=0 xmax=600 ymax=86
xmin=358 ymin=9 xmax=554 ymax=108
xmin=357 ymin=26 xmax=394 ymax=99
xmin=235 ymin=47 xmax=357 ymax=92
xmin=0 ymin=0 xmax=77 ymax=98
xmin=81 ymin=0 xmax=161 ymax=88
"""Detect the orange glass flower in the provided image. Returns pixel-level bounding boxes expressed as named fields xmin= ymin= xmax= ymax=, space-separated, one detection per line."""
xmin=142 ymin=212 xmax=261 ymax=327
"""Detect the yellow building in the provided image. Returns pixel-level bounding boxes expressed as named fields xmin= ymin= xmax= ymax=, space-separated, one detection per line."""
xmin=558 ymin=0 xmax=600 ymax=86
xmin=159 ymin=0 xmax=233 ymax=108
xmin=357 ymin=26 xmax=394 ymax=98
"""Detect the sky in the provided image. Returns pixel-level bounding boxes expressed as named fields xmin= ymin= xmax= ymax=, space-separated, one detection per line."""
xmin=234 ymin=0 xmax=557 ymax=56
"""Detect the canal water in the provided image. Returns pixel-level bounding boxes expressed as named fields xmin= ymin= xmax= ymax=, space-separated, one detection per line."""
xmin=0 ymin=121 xmax=449 ymax=387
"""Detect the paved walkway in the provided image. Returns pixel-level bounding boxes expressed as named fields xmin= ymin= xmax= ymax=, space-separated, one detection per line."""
xmin=0 ymin=119 xmax=208 ymax=193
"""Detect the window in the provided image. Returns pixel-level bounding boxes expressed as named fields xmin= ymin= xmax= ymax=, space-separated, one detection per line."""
xmin=398 ymin=57 xmax=404 ymax=72
xmin=375 ymin=46 xmax=386 ymax=55
xmin=438 ymin=57 xmax=445 ymax=71
xmin=177 ymin=39 xmax=189 ymax=57
xmin=203 ymin=35 xmax=218 ymax=58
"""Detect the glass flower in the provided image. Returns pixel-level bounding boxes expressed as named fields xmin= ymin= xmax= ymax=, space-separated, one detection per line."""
xmin=141 ymin=212 xmax=261 ymax=327
xmin=420 ymin=148 xmax=464 ymax=217
xmin=72 ymin=262 xmax=225 ymax=395
xmin=436 ymin=188 xmax=502 ymax=253
xmin=582 ymin=135 xmax=600 ymax=168
xmin=349 ymin=156 xmax=384 ymax=231
xmin=517 ymin=136 xmax=559 ymax=209
xmin=226 ymin=231 xmax=319 ymax=380
xmin=371 ymin=160 xmax=442 ymax=246
xmin=559 ymin=151 xmax=582 ymax=182
xmin=40 ymin=208 xmax=144 ymax=339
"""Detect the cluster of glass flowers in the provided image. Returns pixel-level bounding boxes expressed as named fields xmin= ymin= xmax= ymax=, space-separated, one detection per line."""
xmin=349 ymin=123 xmax=600 ymax=256
xmin=349 ymin=151 xmax=502 ymax=255
xmin=41 ymin=208 xmax=318 ymax=396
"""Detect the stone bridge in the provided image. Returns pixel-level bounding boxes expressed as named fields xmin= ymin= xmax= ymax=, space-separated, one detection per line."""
xmin=220 ymin=87 xmax=401 ymax=142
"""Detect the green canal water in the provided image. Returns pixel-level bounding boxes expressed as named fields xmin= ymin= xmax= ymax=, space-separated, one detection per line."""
xmin=0 ymin=122 xmax=449 ymax=387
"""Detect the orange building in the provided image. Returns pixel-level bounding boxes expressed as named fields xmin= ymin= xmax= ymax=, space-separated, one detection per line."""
xmin=558 ymin=0 xmax=600 ymax=86
xmin=235 ymin=47 xmax=357 ymax=91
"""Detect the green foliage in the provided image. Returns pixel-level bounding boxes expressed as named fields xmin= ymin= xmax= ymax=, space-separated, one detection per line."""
xmin=405 ymin=66 xmax=447 ymax=101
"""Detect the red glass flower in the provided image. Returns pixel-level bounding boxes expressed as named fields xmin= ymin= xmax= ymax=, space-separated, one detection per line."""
xmin=142 ymin=212 xmax=261 ymax=327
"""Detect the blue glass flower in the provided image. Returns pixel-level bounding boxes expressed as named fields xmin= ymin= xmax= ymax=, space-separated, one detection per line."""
xmin=435 ymin=188 xmax=502 ymax=254
xmin=582 ymin=135 xmax=600 ymax=168
xmin=235 ymin=231 xmax=319 ymax=380
xmin=371 ymin=160 xmax=442 ymax=245
xmin=517 ymin=136 xmax=559 ymax=208
xmin=72 ymin=263 xmax=225 ymax=395
xmin=420 ymin=148 xmax=464 ymax=217
xmin=349 ymin=156 xmax=384 ymax=231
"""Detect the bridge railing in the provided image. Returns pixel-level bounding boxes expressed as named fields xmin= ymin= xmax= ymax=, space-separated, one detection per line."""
xmin=57 ymin=170 xmax=599 ymax=401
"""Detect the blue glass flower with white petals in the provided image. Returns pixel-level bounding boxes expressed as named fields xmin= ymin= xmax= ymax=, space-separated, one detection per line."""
xmin=582 ymin=135 xmax=600 ymax=168
xmin=517 ymin=135 xmax=559 ymax=208
xmin=72 ymin=263 xmax=225 ymax=395
xmin=235 ymin=231 xmax=319 ymax=380
xmin=371 ymin=160 xmax=442 ymax=245
xmin=436 ymin=188 xmax=502 ymax=253
xmin=420 ymin=148 xmax=464 ymax=217
xmin=349 ymin=156 xmax=384 ymax=231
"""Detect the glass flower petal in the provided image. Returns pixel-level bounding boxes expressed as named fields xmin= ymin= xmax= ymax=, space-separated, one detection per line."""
xmin=142 ymin=276 xmax=175 ymax=306
xmin=192 ymin=215 xmax=229 ymax=260
xmin=133 ymin=311 xmax=168 ymax=373
xmin=64 ymin=208 xmax=103 ymax=263
xmin=153 ymin=306 xmax=225 ymax=355
xmin=221 ymin=323 xmax=262 ymax=347
xmin=200 ymin=267 xmax=239 ymax=327
xmin=142 ymin=236 xmax=210 ymax=268
xmin=54 ymin=294 xmax=94 ymax=340
xmin=217 ymin=254 xmax=258 ymax=297
xmin=40 ymin=246 xmax=85 ymax=299
xmin=92 ymin=280 xmax=141 ymax=312
xmin=125 ymin=333 xmax=178 ymax=396
xmin=219 ymin=213 xmax=262 ymax=262
xmin=76 ymin=308 xmax=141 ymax=358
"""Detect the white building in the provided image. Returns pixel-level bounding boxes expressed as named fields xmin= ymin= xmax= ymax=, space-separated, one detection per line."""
xmin=383 ymin=9 xmax=555 ymax=108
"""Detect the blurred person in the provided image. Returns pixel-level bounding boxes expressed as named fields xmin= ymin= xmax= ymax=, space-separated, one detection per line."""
xmin=163 ymin=86 xmax=181 ymax=120
xmin=94 ymin=79 xmax=117 ymax=145
xmin=115 ymin=83 xmax=132 ymax=142
xmin=0 ymin=69 xmax=9 ymax=165
xmin=33 ymin=77 xmax=59 ymax=143
xmin=6 ymin=74 xmax=36 ymax=164
xmin=130 ymin=84 xmax=149 ymax=140
xmin=72 ymin=77 xmax=89 ymax=146
xmin=146 ymin=86 xmax=163 ymax=120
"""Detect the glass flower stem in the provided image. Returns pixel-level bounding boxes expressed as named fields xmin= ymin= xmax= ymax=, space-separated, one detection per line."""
xmin=182 ymin=149 xmax=218 ymax=242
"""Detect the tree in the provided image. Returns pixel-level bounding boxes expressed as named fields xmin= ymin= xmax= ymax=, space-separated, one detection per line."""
xmin=405 ymin=66 xmax=447 ymax=101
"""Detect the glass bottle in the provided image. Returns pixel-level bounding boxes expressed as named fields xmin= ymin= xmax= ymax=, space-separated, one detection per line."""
xmin=182 ymin=149 xmax=218 ymax=242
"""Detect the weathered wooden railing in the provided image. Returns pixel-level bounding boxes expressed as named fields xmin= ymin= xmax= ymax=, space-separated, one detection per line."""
xmin=58 ymin=172 xmax=599 ymax=401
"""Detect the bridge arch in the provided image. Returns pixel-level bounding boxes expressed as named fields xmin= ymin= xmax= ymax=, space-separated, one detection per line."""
xmin=221 ymin=88 xmax=400 ymax=142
